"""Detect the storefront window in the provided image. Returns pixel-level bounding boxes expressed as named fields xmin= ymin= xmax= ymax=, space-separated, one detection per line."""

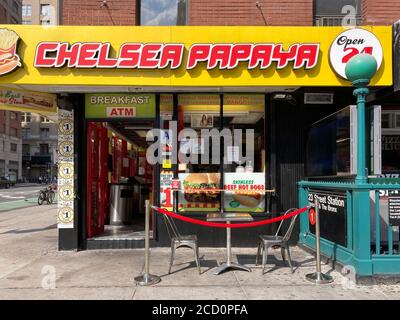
xmin=177 ymin=94 xmax=221 ymax=212
xmin=172 ymin=94 xmax=266 ymax=213
xmin=381 ymin=109 xmax=400 ymax=174
xmin=222 ymin=94 xmax=266 ymax=212
xmin=306 ymin=107 xmax=351 ymax=177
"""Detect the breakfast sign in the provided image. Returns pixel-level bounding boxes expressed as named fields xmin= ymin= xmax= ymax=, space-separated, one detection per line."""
xmin=0 ymin=25 xmax=392 ymax=87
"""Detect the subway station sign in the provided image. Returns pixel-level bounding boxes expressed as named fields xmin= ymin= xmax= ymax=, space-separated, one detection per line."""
xmin=0 ymin=25 xmax=392 ymax=87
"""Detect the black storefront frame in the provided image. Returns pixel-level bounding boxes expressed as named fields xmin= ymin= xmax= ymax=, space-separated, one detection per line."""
xmin=168 ymin=93 xmax=269 ymax=217
xmin=70 ymin=92 xmax=271 ymax=250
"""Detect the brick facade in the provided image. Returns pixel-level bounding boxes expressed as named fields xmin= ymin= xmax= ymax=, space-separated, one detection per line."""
xmin=362 ymin=0 xmax=400 ymax=25
xmin=0 ymin=5 xmax=7 ymax=23
xmin=188 ymin=0 xmax=313 ymax=26
xmin=62 ymin=0 xmax=137 ymax=26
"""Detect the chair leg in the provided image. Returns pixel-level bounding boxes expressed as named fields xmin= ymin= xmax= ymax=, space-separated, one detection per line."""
xmin=194 ymin=244 xmax=201 ymax=275
xmin=281 ymin=246 xmax=286 ymax=261
xmin=168 ymin=242 xmax=175 ymax=274
xmin=262 ymin=243 xmax=268 ymax=275
xmin=285 ymin=243 xmax=294 ymax=273
xmin=255 ymin=242 xmax=261 ymax=265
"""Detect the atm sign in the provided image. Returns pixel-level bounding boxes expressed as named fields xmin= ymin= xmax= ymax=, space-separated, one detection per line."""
xmin=106 ymin=107 xmax=136 ymax=117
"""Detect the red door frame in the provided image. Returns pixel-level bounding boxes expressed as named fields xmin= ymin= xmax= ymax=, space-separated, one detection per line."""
xmin=86 ymin=122 xmax=108 ymax=238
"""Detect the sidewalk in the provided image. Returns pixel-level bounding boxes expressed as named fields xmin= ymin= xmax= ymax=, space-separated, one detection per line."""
xmin=0 ymin=205 xmax=400 ymax=300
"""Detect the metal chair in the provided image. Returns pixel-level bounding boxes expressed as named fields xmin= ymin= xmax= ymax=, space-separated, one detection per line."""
xmin=255 ymin=208 xmax=298 ymax=274
xmin=163 ymin=213 xmax=201 ymax=275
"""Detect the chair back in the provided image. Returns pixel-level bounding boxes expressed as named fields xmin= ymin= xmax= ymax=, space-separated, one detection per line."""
xmin=282 ymin=211 xmax=299 ymax=242
xmin=163 ymin=212 xmax=182 ymax=241
xmin=275 ymin=208 xmax=298 ymax=237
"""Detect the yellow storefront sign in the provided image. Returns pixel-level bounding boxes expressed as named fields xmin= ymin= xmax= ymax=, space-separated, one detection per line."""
xmin=0 ymin=25 xmax=392 ymax=87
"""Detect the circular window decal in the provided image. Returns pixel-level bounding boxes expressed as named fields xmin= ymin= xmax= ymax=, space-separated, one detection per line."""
xmin=329 ymin=28 xmax=383 ymax=80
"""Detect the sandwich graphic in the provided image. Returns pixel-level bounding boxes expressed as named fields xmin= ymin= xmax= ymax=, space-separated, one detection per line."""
xmin=183 ymin=173 xmax=220 ymax=203
xmin=232 ymin=190 xmax=263 ymax=208
xmin=0 ymin=29 xmax=21 ymax=76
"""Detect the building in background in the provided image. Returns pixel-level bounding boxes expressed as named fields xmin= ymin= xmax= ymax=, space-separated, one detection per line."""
xmin=0 ymin=0 xmax=22 ymax=24
xmin=21 ymin=113 xmax=58 ymax=182
xmin=0 ymin=111 xmax=22 ymax=182
xmin=0 ymin=1 xmax=22 ymax=182
xmin=60 ymin=0 xmax=400 ymax=27
xmin=20 ymin=1 xmax=60 ymax=183
xmin=22 ymin=0 xmax=61 ymax=25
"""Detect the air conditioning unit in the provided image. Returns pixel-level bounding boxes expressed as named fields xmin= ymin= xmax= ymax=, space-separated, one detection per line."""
xmin=304 ymin=93 xmax=333 ymax=104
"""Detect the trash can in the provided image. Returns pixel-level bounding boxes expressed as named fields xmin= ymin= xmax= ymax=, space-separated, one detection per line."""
xmin=137 ymin=184 xmax=150 ymax=214
xmin=109 ymin=183 xmax=134 ymax=225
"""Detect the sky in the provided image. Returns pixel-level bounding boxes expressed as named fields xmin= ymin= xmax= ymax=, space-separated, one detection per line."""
xmin=141 ymin=0 xmax=179 ymax=26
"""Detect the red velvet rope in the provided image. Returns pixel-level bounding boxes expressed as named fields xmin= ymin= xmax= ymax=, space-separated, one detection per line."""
xmin=152 ymin=206 xmax=310 ymax=228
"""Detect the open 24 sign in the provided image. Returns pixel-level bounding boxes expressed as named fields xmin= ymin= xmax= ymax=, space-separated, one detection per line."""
xmin=329 ymin=28 xmax=383 ymax=80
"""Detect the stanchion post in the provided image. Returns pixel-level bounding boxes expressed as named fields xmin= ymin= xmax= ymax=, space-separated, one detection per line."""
xmin=305 ymin=196 xmax=334 ymax=284
xmin=134 ymin=200 xmax=161 ymax=286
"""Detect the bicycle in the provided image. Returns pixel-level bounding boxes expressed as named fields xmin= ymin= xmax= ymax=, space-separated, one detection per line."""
xmin=38 ymin=185 xmax=56 ymax=205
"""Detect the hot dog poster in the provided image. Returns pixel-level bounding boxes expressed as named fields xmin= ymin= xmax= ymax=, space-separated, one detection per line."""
xmin=224 ymin=173 xmax=265 ymax=212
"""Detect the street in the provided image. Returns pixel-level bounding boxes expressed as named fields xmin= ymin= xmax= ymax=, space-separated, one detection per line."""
xmin=0 ymin=184 xmax=48 ymax=212
xmin=0 ymin=184 xmax=43 ymax=203
xmin=0 ymin=204 xmax=399 ymax=300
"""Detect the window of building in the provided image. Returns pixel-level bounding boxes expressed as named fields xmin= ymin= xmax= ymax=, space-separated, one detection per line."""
xmin=381 ymin=110 xmax=400 ymax=174
xmin=13 ymin=0 xmax=20 ymax=14
xmin=22 ymin=144 xmax=30 ymax=155
xmin=0 ymin=140 xmax=3 ymax=152
xmin=10 ymin=127 xmax=18 ymax=137
xmin=382 ymin=111 xmax=400 ymax=129
xmin=22 ymin=20 xmax=32 ymax=25
xmin=141 ymin=0 xmax=186 ymax=26
xmin=40 ymin=128 xmax=50 ymax=138
xmin=22 ymin=4 xmax=32 ymax=16
xmin=314 ymin=0 xmax=361 ymax=26
xmin=40 ymin=116 xmax=51 ymax=123
xmin=22 ymin=128 xmax=30 ymax=139
xmin=40 ymin=4 xmax=51 ymax=16
xmin=22 ymin=112 xmax=31 ymax=123
xmin=0 ymin=160 xmax=5 ymax=176
xmin=40 ymin=144 xmax=49 ymax=155
xmin=10 ymin=143 xmax=17 ymax=152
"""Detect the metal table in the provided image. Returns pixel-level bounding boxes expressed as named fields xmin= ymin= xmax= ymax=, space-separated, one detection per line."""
xmin=206 ymin=212 xmax=254 ymax=275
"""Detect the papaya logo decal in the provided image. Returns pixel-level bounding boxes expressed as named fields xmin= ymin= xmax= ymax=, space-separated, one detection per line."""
xmin=0 ymin=28 xmax=21 ymax=76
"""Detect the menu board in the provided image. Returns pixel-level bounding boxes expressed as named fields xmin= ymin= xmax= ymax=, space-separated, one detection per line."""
xmin=160 ymin=170 xmax=174 ymax=210
xmin=223 ymin=173 xmax=265 ymax=212
xmin=389 ymin=191 xmax=400 ymax=226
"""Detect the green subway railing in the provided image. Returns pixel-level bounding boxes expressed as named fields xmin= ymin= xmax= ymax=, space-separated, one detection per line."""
xmin=298 ymin=179 xmax=400 ymax=276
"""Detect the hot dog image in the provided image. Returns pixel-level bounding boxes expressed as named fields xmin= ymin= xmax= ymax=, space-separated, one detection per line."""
xmin=232 ymin=190 xmax=263 ymax=208
xmin=0 ymin=29 xmax=21 ymax=76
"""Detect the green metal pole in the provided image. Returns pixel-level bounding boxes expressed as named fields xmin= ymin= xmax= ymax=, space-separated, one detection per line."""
xmin=354 ymin=87 xmax=369 ymax=185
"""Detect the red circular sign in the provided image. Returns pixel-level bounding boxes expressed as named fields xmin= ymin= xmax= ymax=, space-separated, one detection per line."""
xmin=309 ymin=208 xmax=316 ymax=226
